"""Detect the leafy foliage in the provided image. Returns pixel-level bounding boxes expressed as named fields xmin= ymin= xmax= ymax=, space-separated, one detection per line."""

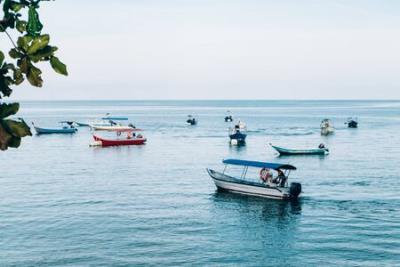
xmin=0 ymin=0 xmax=67 ymax=150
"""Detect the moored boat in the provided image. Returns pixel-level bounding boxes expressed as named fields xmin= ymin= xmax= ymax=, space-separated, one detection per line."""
xmin=320 ymin=119 xmax=335 ymax=135
xmin=224 ymin=110 xmax=233 ymax=122
xmin=270 ymin=143 xmax=329 ymax=156
xmin=33 ymin=121 xmax=78 ymax=134
xmin=186 ymin=115 xmax=197 ymax=125
xmin=229 ymin=120 xmax=247 ymax=145
xmin=101 ymin=113 xmax=128 ymax=121
xmin=207 ymin=159 xmax=301 ymax=200
xmin=92 ymin=128 xmax=146 ymax=147
xmin=345 ymin=117 xmax=358 ymax=128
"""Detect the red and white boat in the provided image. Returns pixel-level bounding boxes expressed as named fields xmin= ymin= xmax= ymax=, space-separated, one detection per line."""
xmin=92 ymin=129 xmax=146 ymax=147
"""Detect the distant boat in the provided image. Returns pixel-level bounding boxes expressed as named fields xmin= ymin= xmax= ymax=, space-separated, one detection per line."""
xmin=93 ymin=134 xmax=146 ymax=146
xmin=90 ymin=124 xmax=137 ymax=132
xmin=229 ymin=120 xmax=247 ymax=145
xmin=320 ymin=119 xmax=335 ymax=135
xmin=207 ymin=159 xmax=302 ymax=200
xmin=224 ymin=110 xmax=233 ymax=122
xmin=75 ymin=119 xmax=114 ymax=127
xmin=92 ymin=128 xmax=146 ymax=147
xmin=33 ymin=121 xmax=78 ymax=134
xmin=186 ymin=115 xmax=197 ymax=125
xmin=345 ymin=117 xmax=358 ymax=128
xmin=270 ymin=143 xmax=329 ymax=156
xmin=101 ymin=113 xmax=128 ymax=121
xmin=75 ymin=122 xmax=90 ymax=127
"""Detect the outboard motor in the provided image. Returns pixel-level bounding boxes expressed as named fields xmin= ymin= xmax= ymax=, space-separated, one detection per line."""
xmin=289 ymin=182 xmax=302 ymax=198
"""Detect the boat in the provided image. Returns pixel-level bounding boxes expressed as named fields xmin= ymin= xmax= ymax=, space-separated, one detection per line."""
xmin=33 ymin=121 xmax=78 ymax=134
xmin=186 ymin=115 xmax=197 ymax=125
xmin=207 ymin=159 xmax=302 ymax=200
xmin=224 ymin=111 xmax=233 ymax=122
xmin=75 ymin=122 xmax=90 ymax=127
xmin=345 ymin=117 xmax=358 ymax=128
xmin=320 ymin=119 xmax=335 ymax=135
xmin=270 ymin=143 xmax=329 ymax=156
xmin=229 ymin=120 xmax=247 ymax=145
xmin=76 ymin=119 xmax=114 ymax=127
xmin=90 ymin=124 xmax=136 ymax=131
xmin=101 ymin=113 xmax=128 ymax=121
xmin=92 ymin=129 xmax=146 ymax=147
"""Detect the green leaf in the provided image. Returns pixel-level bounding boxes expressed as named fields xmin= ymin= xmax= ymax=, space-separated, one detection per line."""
xmin=9 ymin=48 xmax=23 ymax=59
xmin=11 ymin=3 xmax=23 ymax=12
xmin=17 ymin=35 xmax=33 ymax=52
xmin=17 ymin=57 xmax=29 ymax=73
xmin=0 ymin=102 xmax=19 ymax=119
xmin=0 ymin=119 xmax=32 ymax=137
xmin=27 ymin=6 xmax=43 ymax=37
xmin=50 ymin=56 xmax=68 ymax=76
xmin=30 ymin=45 xmax=57 ymax=62
xmin=16 ymin=20 xmax=27 ymax=33
xmin=13 ymin=68 xmax=23 ymax=85
xmin=27 ymin=34 xmax=50 ymax=55
xmin=27 ymin=63 xmax=43 ymax=87
xmin=0 ymin=51 xmax=4 ymax=65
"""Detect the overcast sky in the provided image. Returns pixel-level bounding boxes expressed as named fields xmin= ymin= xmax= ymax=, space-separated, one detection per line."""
xmin=5 ymin=0 xmax=400 ymax=100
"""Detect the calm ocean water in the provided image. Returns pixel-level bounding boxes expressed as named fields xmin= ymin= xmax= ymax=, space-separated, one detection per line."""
xmin=1 ymin=100 xmax=400 ymax=266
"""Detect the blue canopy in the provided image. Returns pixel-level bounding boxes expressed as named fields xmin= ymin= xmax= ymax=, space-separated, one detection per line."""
xmin=222 ymin=159 xmax=296 ymax=170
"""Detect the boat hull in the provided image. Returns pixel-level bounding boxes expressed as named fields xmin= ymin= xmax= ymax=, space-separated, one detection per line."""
xmin=101 ymin=117 xmax=128 ymax=121
xmin=347 ymin=121 xmax=358 ymax=128
xmin=93 ymin=135 xmax=146 ymax=146
xmin=91 ymin=125 xmax=135 ymax=131
xmin=207 ymin=169 xmax=295 ymax=200
xmin=271 ymin=145 xmax=328 ymax=155
xmin=35 ymin=127 xmax=77 ymax=134
xmin=321 ymin=127 xmax=335 ymax=135
xmin=229 ymin=131 xmax=247 ymax=144
xmin=75 ymin=122 xmax=90 ymax=127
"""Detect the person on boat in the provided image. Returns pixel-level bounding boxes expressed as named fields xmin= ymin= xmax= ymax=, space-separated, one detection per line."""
xmin=259 ymin=168 xmax=272 ymax=183
xmin=273 ymin=169 xmax=287 ymax=186
xmin=127 ymin=131 xmax=133 ymax=139
xmin=318 ymin=143 xmax=325 ymax=149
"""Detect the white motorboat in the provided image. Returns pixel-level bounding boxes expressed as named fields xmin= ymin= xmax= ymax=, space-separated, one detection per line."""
xmin=320 ymin=119 xmax=335 ymax=135
xmin=207 ymin=159 xmax=302 ymax=200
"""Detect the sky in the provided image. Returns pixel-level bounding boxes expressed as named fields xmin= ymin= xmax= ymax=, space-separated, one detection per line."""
xmin=3 ymin=0 xmax=400 ymax=100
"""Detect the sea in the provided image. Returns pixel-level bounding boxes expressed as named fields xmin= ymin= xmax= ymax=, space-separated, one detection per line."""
xmin=1 ymin=100 xmax=399 ymax=266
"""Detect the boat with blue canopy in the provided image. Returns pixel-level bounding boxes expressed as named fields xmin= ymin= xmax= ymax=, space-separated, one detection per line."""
xmin=33 ymin=121 xmax=78 ymax=134
xmin=207 ymin=159 xmax=302 ymax=200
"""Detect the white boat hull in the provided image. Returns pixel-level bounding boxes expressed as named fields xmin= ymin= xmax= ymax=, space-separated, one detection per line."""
xmin=321 ymin=127 xmax=335 ymax=135
xmin=207 ymin=169 xmax=291 ymax=199
xmin=90 ymin=125 xmax=134 ymax=131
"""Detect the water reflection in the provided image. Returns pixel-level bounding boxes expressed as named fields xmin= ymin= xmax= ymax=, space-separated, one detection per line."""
xmin=211 ymin=191 xmax=302 ymax=220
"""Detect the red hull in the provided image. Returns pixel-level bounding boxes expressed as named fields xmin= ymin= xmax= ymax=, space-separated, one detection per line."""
xmin=93 ymin=135 xmax=146 ymax=146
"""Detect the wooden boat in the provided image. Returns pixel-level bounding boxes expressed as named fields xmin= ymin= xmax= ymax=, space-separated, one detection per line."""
xmin=207 ymin=159 xmax=301 ymax=200
xmin=270 ymin=144 xmax=329 ymax=156
xmin=320 ymin=119 xmax=335 ymax=135
xmin=92 ymin=127 xmax=146 ymax=147
xmin=33 ymin=121 xmax=78 ymax=134
xmin=345 ymin=117 xmax=358 ymax=128
xmin=186 ymin=115 xmax=197 ymax=125
xmin=229 ymin=120 xmax=247 ymax=145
